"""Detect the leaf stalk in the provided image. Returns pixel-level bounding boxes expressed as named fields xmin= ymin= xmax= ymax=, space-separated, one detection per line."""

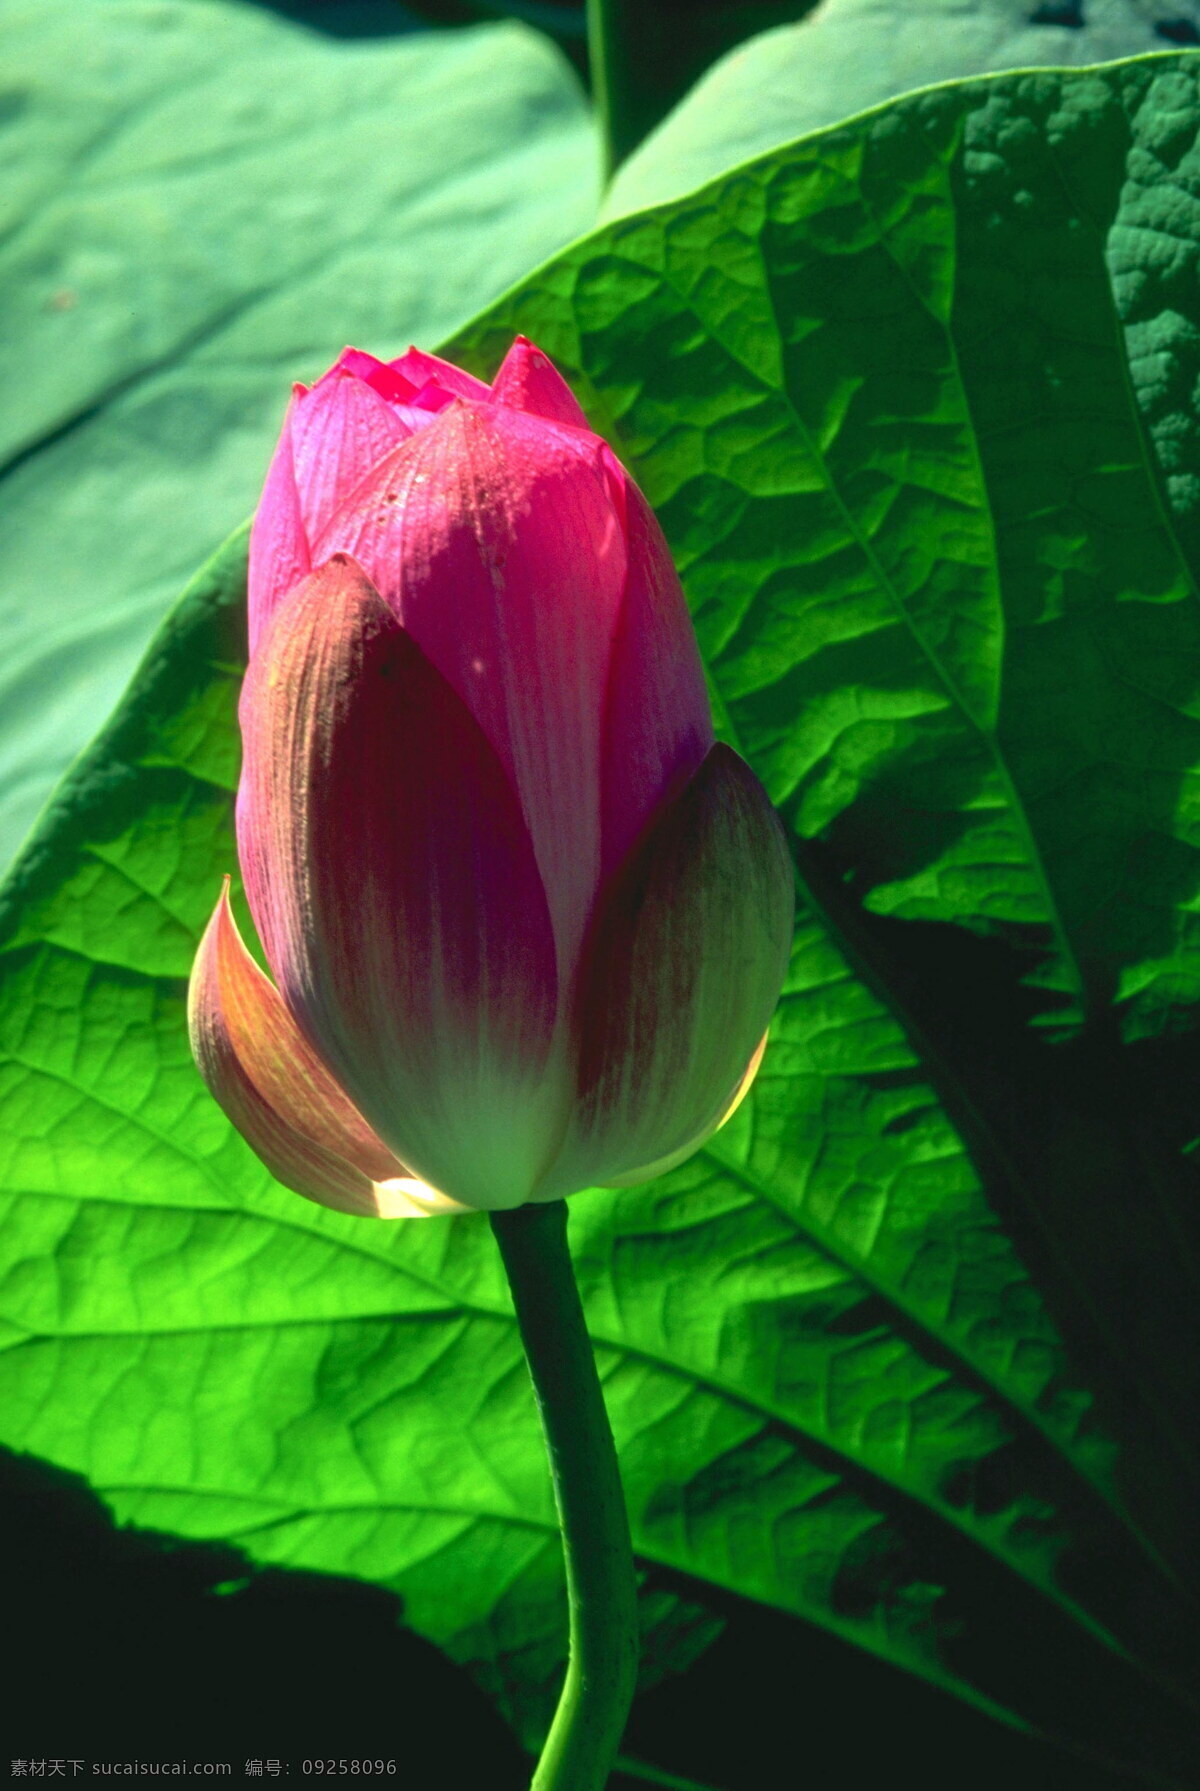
xmin=586 ymin=0 xmax=636 ymax=180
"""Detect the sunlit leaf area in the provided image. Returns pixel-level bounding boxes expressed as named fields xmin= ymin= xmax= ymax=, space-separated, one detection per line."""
xmin=3 ymin=4 xmax=1199 ymax=1787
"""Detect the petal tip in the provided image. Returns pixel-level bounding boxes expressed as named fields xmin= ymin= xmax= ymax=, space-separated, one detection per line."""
xmin=372 ymin=1178 xmax=473 ymax=1219
xmin=490 ymin=337 xmax=591 ymax=430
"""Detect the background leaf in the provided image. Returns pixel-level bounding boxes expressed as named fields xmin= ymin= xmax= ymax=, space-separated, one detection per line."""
xmin=604 ymin=0 xmax=1200 ymax=217
xmin=580 ymin=0 xmax=819 ymax=170
xmin=392 ymin=0 xmax=589 ymax=45
xmin=3 ymin=43 xmax=1200 ymax=1791
xmin=474 ymin=44 xmax=1200 ymax=1048
xmin=0 ymin=0 xmax=596 ymax=872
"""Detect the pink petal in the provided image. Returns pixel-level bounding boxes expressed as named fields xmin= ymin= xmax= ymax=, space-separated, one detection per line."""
xmin=489 ymin=336 xmax=591 ymax=429
xmin=236 ymin=555 xmax=564 ymax=1211
xmin=599 ymin=461 xmax=714 ymax=882
xmin=539 ymin=745 xmax=794 ymax=1197
xmin=389 ymin=402 xmax=447 ymax=434
xmin=310 ymin=402 xmax=629 ymax=986
xmin=248 ymin=390 xmax=312 ymax=656
xmin=289 ymin=365 xmax=414 ymax=546
xmin=388 ymin=346 xmax=490 ymax=404
xmin=409 ymin=379 xmax=456 ymax=414
xmin=333 ymin=347 xmax=421 ymax=405
xmin=188 ymin=881 xmax=462 ymax=1217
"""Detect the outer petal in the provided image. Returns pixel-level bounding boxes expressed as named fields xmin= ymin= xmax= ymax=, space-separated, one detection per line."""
xmin=598 ymin=462 xmax=714 ymax=884
xmin=248 ymin=390 xmax=312 ymax=656
xmin=310 ymin=402 xmax=628 ymax=986
xmin=489 ymin=336 xmax=591 ymax=429
xmin=237 ymin=555 xmax=564 ymax=1211
xmin=289 ymin=364 xmax=414 ymax=545
xmin=596 ymin=1032 xmax=769 ymax=1190
xmin=388 ymin=346 xmax=490 ymax=403
xmin=189 ymin=881 xmax=463 ymax=1217
xmin=540 ymin=744 xmax=794 ymax=1197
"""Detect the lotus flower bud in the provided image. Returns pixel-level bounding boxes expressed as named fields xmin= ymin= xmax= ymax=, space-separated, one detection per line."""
xmin=189 ymin=338 xmax=794 ymax=1215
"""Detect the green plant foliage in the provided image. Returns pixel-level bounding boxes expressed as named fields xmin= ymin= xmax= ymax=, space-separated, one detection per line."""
xmin=0 ymin=0 xmax=596 ymax=872
xmin=605 ymin=0 xmax=1200 ymax=217
xmin=2 ymin=49 xmax=1200 ymax=1787
xmin=399 ymin=0 xmax=588 ymax=37
xmin=585 ymin=0 xmax=819 ymax=171
xmin=474 ymin=50 xmax=1200 ymax=1048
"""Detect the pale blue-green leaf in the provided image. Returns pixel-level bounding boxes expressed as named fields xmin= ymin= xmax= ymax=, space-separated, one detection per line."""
xmin=0 ymin=0 xmax=596 ymax=870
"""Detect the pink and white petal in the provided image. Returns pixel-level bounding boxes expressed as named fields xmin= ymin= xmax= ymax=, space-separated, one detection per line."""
xmin=236 ymin=555 xmax=564 ymax=1211
xmin=289 ymin=366 xmax=414 ymax=543
xmin=310 ymin=403 xmax=628 ymax=986
xmin=199 ymin=879 xmax=407 ymax=1180
xmin=540 ymin=745 xmax=794 ymax=1197
xmin=248 ymin=391 xmax=312 ymax=655
xmin=599 ymin=466 xmax=714 ymax=884
xmin=593 ymin=1032 xmax=770 ymax=1190
xmin=374 ymin=1180 xmax=472 ymax=1216
xmin=188 ymin=882 xmax=452 ymax=1218
xmin=389 ymin=346 xmax=490 ymax=403
xmin=489 ymin=336 xmax=591 ymax=429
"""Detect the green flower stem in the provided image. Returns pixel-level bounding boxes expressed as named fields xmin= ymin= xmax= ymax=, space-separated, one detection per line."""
xmin=490 ymin=1199 xmax=639 ymax=1791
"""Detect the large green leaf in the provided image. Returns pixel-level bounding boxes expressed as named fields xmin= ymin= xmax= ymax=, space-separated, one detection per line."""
xmin=453 ymin=44 xmax=1200 ymax=1578
xmin=605 ymin=0 xmax=1200 ymax=217
xmin=0 ymin=0 xmax=596 ymax=872
xmin=3 ymin=529 xmax=1194 ymax=1783
xmin=473 ymin=48 xmax=1200 ymax=1048
xmin=3 ymin=48 xmax=1200 ymax=1786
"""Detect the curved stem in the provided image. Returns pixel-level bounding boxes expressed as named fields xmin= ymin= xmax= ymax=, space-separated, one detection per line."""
xmin=490 ymin=1199 xmax=639 ymax=1791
